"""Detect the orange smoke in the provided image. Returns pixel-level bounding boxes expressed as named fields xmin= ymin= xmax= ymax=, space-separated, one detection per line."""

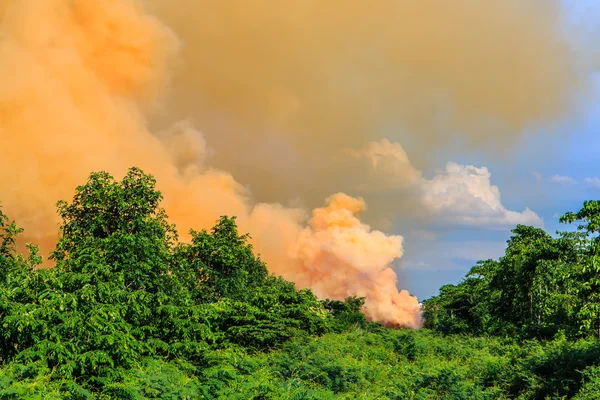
xmin=292 ymin=194 xmax=420 ymax=328
xmin=246 ymin=194 xmax=421 ymax=327
xmin=0 ymin=0 xmax=422 ymax=327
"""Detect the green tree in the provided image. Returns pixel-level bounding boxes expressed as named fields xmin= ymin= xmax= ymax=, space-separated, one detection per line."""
xmin=322 ymin=296 xmax=368 ymax=331
xmin=172 ymin=216 xmax=268 ymax=303
xmin=51 ymin=168 xmax=178 ymax=293
xmin=424 ymin=222 xmax=586 ymax=339
xmin=0 ymin=168 xmax=209 ymax=379
xmin=561 ymin=201 xmax=600 ymax=337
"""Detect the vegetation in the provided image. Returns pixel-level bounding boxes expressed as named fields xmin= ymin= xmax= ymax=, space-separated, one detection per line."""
xmin=2 ymin=167 xmax=600 ymax=398
xmin=422 ymin=204 xmax=600 ymax=341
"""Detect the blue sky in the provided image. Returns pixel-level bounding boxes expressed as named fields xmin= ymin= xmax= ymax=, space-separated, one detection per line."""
xmin=400 ymin=2 xmax=600 ymax=301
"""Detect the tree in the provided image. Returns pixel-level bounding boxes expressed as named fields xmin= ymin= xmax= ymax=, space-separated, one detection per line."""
xmin=423 ymin=222 xmax=587 ymax=339
xmin=0 ymin=206 xmax=40 ymax=280
xmin=322 ymin=296 xmax=368 ymax=331
xmin=0 ymin=168 xmax=208 ymax=378
xmin=561 ymin=201 xmax=600 ymax=337
xmin=422 ymin=259 xmax=497 ymax=336
xmin=173 ymin=216 xmax=268 ymax=303
xmin=51 ymin=168 xmax=177 ymax=293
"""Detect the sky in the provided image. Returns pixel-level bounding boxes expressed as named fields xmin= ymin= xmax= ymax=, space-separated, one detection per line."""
xmin=401 ymin=1 xmax=600 ymax=300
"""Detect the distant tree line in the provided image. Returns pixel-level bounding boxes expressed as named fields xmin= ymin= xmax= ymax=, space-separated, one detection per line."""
xmin=423 ymin=201 xmax=600 ymax=340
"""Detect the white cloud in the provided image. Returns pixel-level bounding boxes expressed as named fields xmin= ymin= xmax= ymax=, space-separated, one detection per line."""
xmin=349 ymin=140 xmax=544 ymax=229
xmin=585 ymin=177 xmax=600 ymax=189
xmin=420 ymin=162 xmax=544 ymax=228
xmin=549 ymin=175 xmax=577 ymax=185
xmin=346 ymin=139 xmax=544 ymax=227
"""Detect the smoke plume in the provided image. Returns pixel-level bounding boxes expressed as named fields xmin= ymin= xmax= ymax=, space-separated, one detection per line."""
xmin=0 ymin=0 xmax=423 ymax=327
xmin=146 ymin=0 xmax=588 ymax=210
xmin=0 ymin=0 xmax=590 ymax=328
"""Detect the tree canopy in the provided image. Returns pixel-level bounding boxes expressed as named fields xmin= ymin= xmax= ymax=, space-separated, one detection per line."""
xmin=3 ymin=167 xmax=600 ymax=398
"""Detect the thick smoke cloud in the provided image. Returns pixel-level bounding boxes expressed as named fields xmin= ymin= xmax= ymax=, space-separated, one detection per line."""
xmin=146 ymin=0 xmax=588 ymax=210
xmin=0 ymin=0 xmax=423 ymax=327
xmin=0 ymin=0 xmax=589 ymax=327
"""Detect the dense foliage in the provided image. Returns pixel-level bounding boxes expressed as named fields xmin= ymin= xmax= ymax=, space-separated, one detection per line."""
xmin=422 ymin=203 xmax=600 ymax=341
xmin=3 ymin=167 xmax=600 ymax=398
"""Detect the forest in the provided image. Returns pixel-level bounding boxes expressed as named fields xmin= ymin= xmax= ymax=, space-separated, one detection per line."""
xmin=2 ymin=168 xmax=600 ymax=399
